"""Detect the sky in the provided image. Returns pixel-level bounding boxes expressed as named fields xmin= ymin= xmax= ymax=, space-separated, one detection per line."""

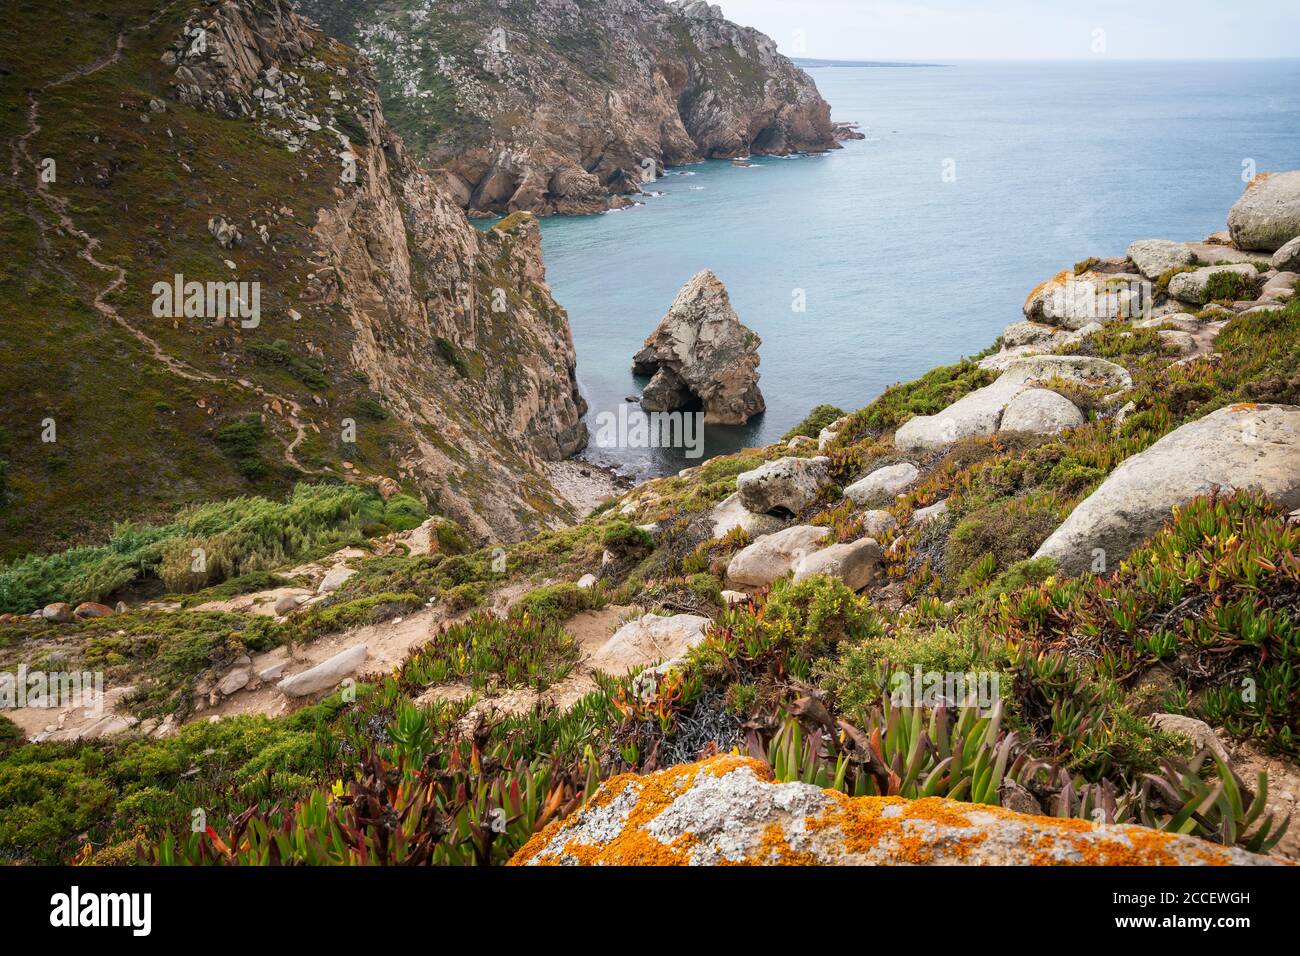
xmin=718 ymin=0 xmax=1300 ymax=61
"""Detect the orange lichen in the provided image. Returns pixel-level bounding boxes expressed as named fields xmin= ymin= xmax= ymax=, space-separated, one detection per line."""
xmin=1023 ymin=270 xmax=1071 ymax=310
xmin=508 ymin=756 xmax=1263 ymax=866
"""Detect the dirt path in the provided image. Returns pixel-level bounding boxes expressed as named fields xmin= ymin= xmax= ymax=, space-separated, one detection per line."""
xmin=9 ymin=2 xmax=317 ymax=473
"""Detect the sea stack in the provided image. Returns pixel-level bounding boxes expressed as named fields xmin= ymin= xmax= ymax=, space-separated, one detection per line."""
xmin=632 ymin=270 xmax=766 ymax=425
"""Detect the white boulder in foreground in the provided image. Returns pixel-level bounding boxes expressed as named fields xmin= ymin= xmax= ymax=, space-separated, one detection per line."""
xmin=511 ymin=755 xmax=1278 ymax=866
xmin=277 ymin=644 xmax=368 ymax=697
xmin=1035 ymin=403 xmax=1300 ymax=574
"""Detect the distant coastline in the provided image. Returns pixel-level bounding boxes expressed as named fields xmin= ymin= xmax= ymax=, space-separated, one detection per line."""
xmin=793 ymin=57 xmax=947 ymax=68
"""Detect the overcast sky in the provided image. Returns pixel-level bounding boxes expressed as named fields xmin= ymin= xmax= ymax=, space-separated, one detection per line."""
xmin=718 ymin=0 xmax=1300 ymax=61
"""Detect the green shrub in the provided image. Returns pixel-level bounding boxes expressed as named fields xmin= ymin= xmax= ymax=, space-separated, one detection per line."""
xmin=782 ymin=404 xmax=845 ymax=441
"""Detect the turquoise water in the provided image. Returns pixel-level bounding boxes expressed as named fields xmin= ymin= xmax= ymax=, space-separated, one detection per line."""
xmin=536 ymin=60 xmax=1300 ymax=479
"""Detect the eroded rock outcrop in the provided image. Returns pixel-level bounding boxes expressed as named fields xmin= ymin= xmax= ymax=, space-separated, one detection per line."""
xmin=511 ymin=755 xmax=1278 ymax=865
xmin=298 ymin=0 xmax=837 ymax=215
xmin=159 ymin=0 xmax=589 ymax=542
xmin=634 ymin=271 xmax=765 ymax=425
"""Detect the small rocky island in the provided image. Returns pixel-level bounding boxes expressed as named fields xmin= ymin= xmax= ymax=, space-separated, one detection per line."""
xmin=632 ymin=270 xmax=766 ymax=425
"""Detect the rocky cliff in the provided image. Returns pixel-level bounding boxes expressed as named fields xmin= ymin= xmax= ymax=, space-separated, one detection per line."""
xmin=296 ymin=0 xmax=839 ymax=215
xmin=0 ymin=0 xmax=589 ymax=556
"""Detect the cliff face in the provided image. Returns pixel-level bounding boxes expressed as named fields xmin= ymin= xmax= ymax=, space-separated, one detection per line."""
xmin=0 ymin=0 xmax=587 ymax=556
xmin=297 ymin=0 xmax=838 ymax=215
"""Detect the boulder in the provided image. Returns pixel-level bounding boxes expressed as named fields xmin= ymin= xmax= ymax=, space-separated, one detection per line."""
xmin=633 ymin=270 xmax=765 ymax=425
xmin=859 ymin=510 xmax=899 ymax=537
xmin=720 ymin=590 xmax=749 ymax=607
xmin=1023 ymin=271 xmax=1149 ymax=329
xmin=274 ymin=593 xmax=307 ymax=616
xmin=277 ymin=644 xmax=368 ymax=697
xmin=1034 ymin=403 xmax=1300 ymax=574
xmin=1126 ymin=239 xmax=1196 ymax=280
xmin=588 ymin=613 xmax=712 ymax=675
xmin=1167 ymin=263 xmax=1260 ymax=305
xmin=72 ymin=602 xmax=115 ymax=621
xmin=910 ymin=499 xmax=950 ymax=525
xmin=576 ymin=573 xmax=598 ymax=590
xmin=998 ymin=388 xmax=1084 ymax=436
xmin=895 ymin=355 xmax=1128 ymax=452
xmin=709 ymin=492 xmax=786 ymax=539
xmin=41 ymin=603 xmax=73 ymax=624
xmin=510 ymin=755 xmax=1277 ymax=866
xmin=1259 ymin=271 xmax=1297 ymax=303
xmin=1227 ymin=171 xmax=1300 ymax=251
xmin=844 ymin=462 xmax=919 ymax=506
xmin=1157 ymin=329 xmax=1197 ymax=355
xmin=736 ymin=456 xmax=832 ymax=517
xmin=727 ymin=525 xmax=831 ymax=587
xmin=316 ymin=566 xmax=355 ymax=595
xmin=217 ymin=668 xmax=251 ymax=696
xmin=792 ymin=538 xmax=883 ymax=591
xmin=1270 ymin=235 xmax=1300 ymax=272
xmin=1000 ymin=321 xmax=1060 ymax=348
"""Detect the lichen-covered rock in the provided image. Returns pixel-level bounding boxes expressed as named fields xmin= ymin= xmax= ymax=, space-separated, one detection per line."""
xmin=1023 ymin=270 xmax=1149 ymax=329
xmin=1035 ymin=403 xmax=1300 ymax=574
xmin=1167 ymin=263 xmax=1260 ymax=305
xmin=735 ymin=456 xmax=831 ymax=516
xmin=1227 ymin=171 xmax=1300 ymax=251
xmin=727 ymin=525 xmax=830 ymax=588
xmin=510 ymin=755 xmax=1278 ymax=865
xmin=634 ymin=271 xmax=765 ymax=425
xmin=1126 ymin=239 xmax=1196 ymax=280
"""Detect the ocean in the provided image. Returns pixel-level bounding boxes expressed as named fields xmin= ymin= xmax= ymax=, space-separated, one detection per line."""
xmin=533 ymin=60 xmax=1300 ymax=479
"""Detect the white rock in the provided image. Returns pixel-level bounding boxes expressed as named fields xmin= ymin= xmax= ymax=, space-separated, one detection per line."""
xmin=710 ymin=491 xmax=786 ymax=539
xmin=589 ymin=614 xmax=712 ymax=675
xmin=1270 ymin=235 xmax=1300 ymax=272
xmin=720 ymin=590 xmax=749 ymax=607
xmin=859 ymin=510 xmax=899 ymax=537
xmin=792 ymin=538 xmax=883 ymax=591
xmin=726 ymin=525 xmax=831 ymax=588
xmin=1126 ymin=239 xmax=1196 ymax=280
xmin=998 ymin=388 xmax=1084 ymax=435
xmin=844 ymin=462 xmax=919 ymax=506
xmin=1035 ymin=403 xmax=1300 ymax=574
xmin=1149 ymin=714 xmax=1231 ymax=765
xmin=1167 ymin=263 xmax=1259 ymax=305
xmin=217 ymin=668 xmax=251 ymax=696
xmin=577 ymin=573 xmax=598 ymax=590
xmin=1227 ymin=170 xmax=1300 ymax=251
xmin=317 ymin=566 xmax=355 ymax=594
xmin=277 ymin=644 xmax=368 ymax=697
xmin=910 ymin=500 xmax=950 ymax=525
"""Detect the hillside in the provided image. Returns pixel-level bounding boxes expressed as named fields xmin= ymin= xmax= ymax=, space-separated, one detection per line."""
xmin=296 ymin=0 xmax=839 ymax=215
xmin=0 ymin=0 xmax=589 ymax=562
xmin=0 ymin=168 xmax=1296 ymax=865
